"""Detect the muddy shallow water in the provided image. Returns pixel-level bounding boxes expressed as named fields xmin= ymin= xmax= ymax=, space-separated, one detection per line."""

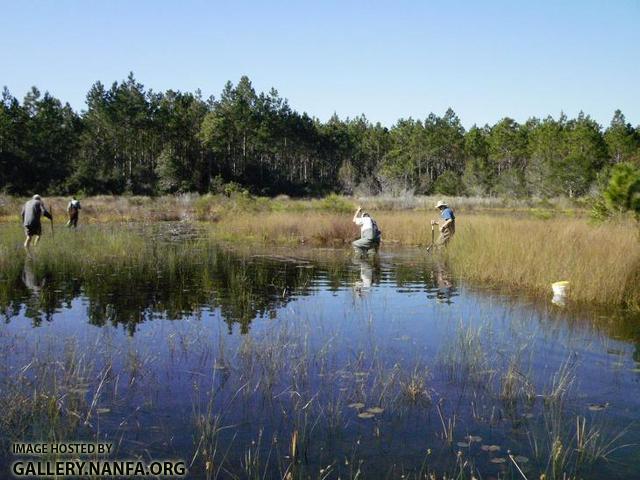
xmin=1 ymin=232 xmax=639 ymax=479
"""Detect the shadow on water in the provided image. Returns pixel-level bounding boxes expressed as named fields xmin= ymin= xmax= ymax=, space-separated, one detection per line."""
xmin=1 ymin=226 xmax=639 ymax=479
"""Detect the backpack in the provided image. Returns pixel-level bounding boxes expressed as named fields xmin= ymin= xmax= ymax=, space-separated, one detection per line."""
xmin=371 ymin=219 xmax=382 ymax=239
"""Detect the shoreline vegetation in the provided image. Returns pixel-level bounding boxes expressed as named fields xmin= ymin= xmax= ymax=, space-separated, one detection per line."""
xmin=1 ymin=194 xmax=638 ymax=310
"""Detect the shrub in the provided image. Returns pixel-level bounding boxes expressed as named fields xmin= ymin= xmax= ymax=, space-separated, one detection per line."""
xmin=433 ymin=171 xmax=465 ymax=196
xmin=603 ymin=162 xmax=640 ymax=216
xmin=318 ymin=193 xmax=354 ymax=213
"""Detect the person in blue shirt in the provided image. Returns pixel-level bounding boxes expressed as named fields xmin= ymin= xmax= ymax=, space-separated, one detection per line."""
xmin=431 ymin=200 xmax=456 ymax=246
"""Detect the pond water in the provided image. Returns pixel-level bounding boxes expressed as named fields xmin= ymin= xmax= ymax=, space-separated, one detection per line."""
xmin=1 ymin=228 xmax=639 ymax=479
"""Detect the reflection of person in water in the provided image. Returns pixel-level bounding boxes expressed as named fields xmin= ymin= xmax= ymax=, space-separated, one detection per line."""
xmin=20 ymin=260 xmax=65 ymax=324
xmin=22 ymin=258 xmax=43 ymax=297
xmin=353 ymin=256 xmax=380 ymax=295
xmin=21 ymin=258 xmax=52 ymax=323
xmin=428 ymin=260 xmax=456 ymax=304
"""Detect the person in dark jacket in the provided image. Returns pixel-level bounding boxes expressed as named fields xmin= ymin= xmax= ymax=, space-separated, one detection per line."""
xmin=21 ymin=195 xmax=52 ymax=249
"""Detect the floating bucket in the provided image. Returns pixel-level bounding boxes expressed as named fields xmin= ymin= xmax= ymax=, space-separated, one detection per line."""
xmin=551 ymin=281 xmax=569 ymax=306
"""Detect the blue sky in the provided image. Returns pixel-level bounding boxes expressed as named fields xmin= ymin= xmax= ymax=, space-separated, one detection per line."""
xmin=2 ymin=0 xmax=638 ymax=128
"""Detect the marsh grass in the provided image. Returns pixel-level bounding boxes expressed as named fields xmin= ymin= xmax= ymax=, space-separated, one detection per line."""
xmin=438 ymin=322 xmax=492 ymax=386
xmin=447 ymin=215 xmax=640 ymax=308
xmin=2 ymin=194 xmax=638 ymax=307
xmin=206 ymin=211 xmax=640 ymax=308
xmin=0 ymin=337 xmax=109 ymax=453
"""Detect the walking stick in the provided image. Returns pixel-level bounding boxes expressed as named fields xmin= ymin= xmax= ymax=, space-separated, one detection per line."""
xmin=426 ymin=223 xmax=435 ymax=253
xmin=50 ymin=204 xmax=54 ymax=239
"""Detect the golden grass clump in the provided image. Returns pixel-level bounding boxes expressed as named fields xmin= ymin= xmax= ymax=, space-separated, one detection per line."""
xmin=208 ymin=211 xmax=640 ymax=308
xmin=446 ymin=215 xmax=640 ymax=307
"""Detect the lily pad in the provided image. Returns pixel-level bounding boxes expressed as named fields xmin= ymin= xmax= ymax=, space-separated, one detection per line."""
xmin=466 ymin=435 xmax=482 ymax=443
xmin=367 ymin=407 xmax=384 ymax=414
xmin=456 ymin=442 xmax=470 ymax=448
xmin=348 ymin=402 xmax=365 ymax=409
xmin=513 ymin=455 xmax=529 ymax=463
xmin=490 ymin=457 xmax=506 ymax=464
xmin=481 ymin=445 xmax=501 ymax=452
xmin=96 ymin=408 xmax=111 ymax=414
xmin=358 ymin=412 xmax=375 ymax=419
xmin=588 ymin=403 xmax=608 ymax=411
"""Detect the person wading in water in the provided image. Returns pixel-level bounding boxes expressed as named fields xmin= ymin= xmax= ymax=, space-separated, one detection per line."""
xmin=352 ymin=206 xmax=381 ymax=255
xmin=66 ymin=196 xmax=81 ymax=228
xmin=431 ymin=200 xmax=455 ymax=247
xmin=21 ymin=194 xmax=53 ymax=250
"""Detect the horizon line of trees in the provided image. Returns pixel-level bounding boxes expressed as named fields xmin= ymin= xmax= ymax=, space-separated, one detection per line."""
xmin=1 ymin=73 xmax=639 ymax=199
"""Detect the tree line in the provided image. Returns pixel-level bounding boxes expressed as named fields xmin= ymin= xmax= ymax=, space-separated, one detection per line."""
xmin=1 ymin=73 xmax=639 ymax=198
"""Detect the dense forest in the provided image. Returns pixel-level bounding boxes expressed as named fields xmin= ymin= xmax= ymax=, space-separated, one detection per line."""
xmin=1 ymin=73 xmax=639 ymax=198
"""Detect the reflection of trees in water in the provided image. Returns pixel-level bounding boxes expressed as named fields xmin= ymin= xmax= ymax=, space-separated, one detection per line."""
xmin=1 ymin=250 xmax=318 ymax=334
xmin=2 ymin=249 xmax=639 ymax=343
xmin=80 ymin=251 xmax=320 ymax=334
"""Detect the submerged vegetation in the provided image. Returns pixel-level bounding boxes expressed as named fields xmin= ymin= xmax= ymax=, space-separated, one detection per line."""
xmin=1 ymin=306 xmax=637 ymax=479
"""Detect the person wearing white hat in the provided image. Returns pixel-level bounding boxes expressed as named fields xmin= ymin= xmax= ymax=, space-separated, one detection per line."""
xmin=21 ymin=194 xmax=52 ymax=249
xmin=431 ymin=200 xmax=455 ymax=246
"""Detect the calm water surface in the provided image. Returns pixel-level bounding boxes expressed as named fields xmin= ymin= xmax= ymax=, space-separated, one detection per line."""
xmin=1 ymin=230 xmax=639 ymax=479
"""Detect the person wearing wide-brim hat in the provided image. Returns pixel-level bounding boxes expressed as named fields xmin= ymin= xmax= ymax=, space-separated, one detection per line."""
xmin=431 ymin=200 xmax=455 ymax=246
